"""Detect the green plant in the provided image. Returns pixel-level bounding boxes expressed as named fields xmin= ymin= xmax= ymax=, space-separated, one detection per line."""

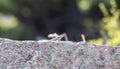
xmin=89 ymin=0 xmax=120 ymax=46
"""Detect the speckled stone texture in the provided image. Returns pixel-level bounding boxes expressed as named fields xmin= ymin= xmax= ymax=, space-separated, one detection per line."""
xmin=0 ymin=38 xmax=120 ymax=69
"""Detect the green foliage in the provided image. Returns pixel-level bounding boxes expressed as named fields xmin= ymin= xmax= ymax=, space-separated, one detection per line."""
xmin=0 ymin=0 xmax=18 ymax=13
xmin=77 ymin=0 xmax=109 ymax=12
xmin=77 ymin=0 xmax=91 ymax=12
xmin=0 ymin=14 xmax=35 ymax=40
xmin=0 ymin=14 xmax=18 ymax=30
xmin=89 ymin=0 xmax=120 ymax=46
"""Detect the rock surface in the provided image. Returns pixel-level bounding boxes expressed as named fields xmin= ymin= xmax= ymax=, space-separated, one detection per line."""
xmin=0 ymin=38 xmax=120 ymax=69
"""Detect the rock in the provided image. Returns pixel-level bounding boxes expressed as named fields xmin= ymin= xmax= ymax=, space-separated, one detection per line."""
xmin=0 ymin=38 xmax=120 ymax=69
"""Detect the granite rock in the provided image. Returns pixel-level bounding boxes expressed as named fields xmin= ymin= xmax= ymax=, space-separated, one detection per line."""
xmin=0 ymin=38 xmax=120 ymax=69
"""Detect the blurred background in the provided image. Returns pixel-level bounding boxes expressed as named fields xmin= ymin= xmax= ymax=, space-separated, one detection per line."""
xmin=0 ymin=0 xmax=120 ymax=46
